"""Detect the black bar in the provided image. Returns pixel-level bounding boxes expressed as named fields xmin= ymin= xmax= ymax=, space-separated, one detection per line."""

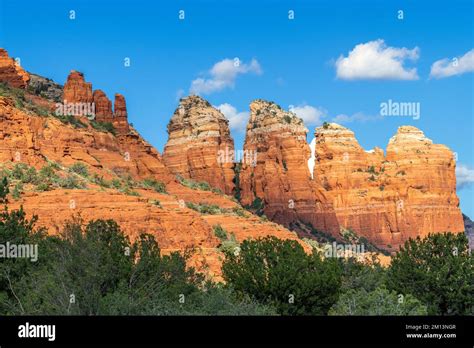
xmin=0 ymin=316 xmax=472 ymax=346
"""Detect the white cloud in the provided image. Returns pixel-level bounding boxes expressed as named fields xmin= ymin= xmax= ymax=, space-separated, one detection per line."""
xmin=456 ymin=164 xmax=474 ymax=190
xmin=190 ymin=58 xmax=262 ymax=95
xmin=289 ymin=104 xmax=326 ymax=126
xmin=176 ymin=89 xmax=185 ymax=100
xmin=215 ymin=103 xmax=249 ymax=132
xmin=335 ymin=39 xmax=419 ymax=80
xmin=429 ymin=49 xmax=474 ymax=79
xmin=332 ymin=112 xmax=382 ymax=123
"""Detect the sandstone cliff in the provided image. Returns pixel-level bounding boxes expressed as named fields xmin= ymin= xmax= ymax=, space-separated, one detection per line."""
xmin=163 ymin=95 xmax=235 ymax=194
xmin=93 ymin=89 xmax=113 ymax=123
xmin=313 ymin=123 xmax=464 ymax=250
xmin=63 ymin=70 xmax=93 ymax=104
xmin=239 ymin=100 xmax=339 ymax=234
xmin=0 ymin=48 xmax=30 ymax=89
xmin=0 ymin=68 xmax=305 ymax=278
xmin=63 ymin=70 xmax=130 ymax=134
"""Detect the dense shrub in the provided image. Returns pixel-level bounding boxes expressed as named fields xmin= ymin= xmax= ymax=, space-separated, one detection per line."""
xmin=223 ymin=236 xmax=343 ymax=315
xmin=141 ymin=178 xmax=167 ymax=194
xmin=329 ymin=287 xmax=428 ymax=315
xmin=69 ymin=162 xmax=89 ymax=177
xmin=386 ymin=233 xmax=473 ymax=315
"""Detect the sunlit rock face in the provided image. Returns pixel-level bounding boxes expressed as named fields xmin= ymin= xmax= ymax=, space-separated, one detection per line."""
xmin=163 ymin=95 xmax=235 ymax=194
xmin=313 ymin=123 xmax=464 ymax=251
xmin=239 ymin=100 xmax=339 ymax=235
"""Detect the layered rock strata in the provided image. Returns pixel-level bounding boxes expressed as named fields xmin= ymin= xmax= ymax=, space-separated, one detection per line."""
xmin=312 ymin=123 xmax=464 ymax=250
xmin=239 ymin=100 xmax=339 ymax=234
xmin=163 ymin=95 xmax=235 ymax=194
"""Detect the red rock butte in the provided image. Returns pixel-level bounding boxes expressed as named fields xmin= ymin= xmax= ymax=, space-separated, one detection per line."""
xmin=163 ymin=95 xmax=235 ymax=194
xmin=312 ymin=122 xmax=464 ymax=250
xmin=165 ymin=98 xmax=465 ymax=250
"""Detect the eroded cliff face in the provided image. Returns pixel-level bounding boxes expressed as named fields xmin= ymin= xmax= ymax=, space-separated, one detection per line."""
xmin=63 ymin=70 xmax=93 ymax=104
xmin=239 ymin=100 xmax=339 ymax=234
xmin=0 ymin=75 xmax=305 ymax=278
xmin=163 ymin=95 xmax=235 ymax=194
xmin=93 ymin=89 xmax=113 ymax=122
xmin=62 ymin=71 xmax=130 ymax=134
xmin=313 ymin=123 xmax=464 ymax=250
xmin=0 ymin=48 xmax=30 ymax=89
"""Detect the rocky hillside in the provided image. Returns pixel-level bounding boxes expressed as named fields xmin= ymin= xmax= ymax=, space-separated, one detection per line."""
xmin=0 ymin=48 xmax=305 ymax=279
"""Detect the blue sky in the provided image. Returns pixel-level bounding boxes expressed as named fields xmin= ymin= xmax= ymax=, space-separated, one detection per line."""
xmin=1 ymin=0 xmax=473 ymax=216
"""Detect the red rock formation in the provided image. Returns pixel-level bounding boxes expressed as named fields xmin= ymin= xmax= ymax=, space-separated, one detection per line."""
xmin=239 ymin=100 xmax=339 ymax=234
xmin=163 ymin=95 xmax=235 ymax=194
xmin=0 ymin=95 xmax=172 ymax=183
xmin=113 ymin=93 xmax=129 ymax=133
xmin=313 ymin=123 xmax=464 ymax=250
xmin=63 ymin=70 xmax=93 ymax=104
xmin=93 ymin=89 xmax=113 ymax=123
xmin=0 ymin=48 xmax=30 ymax=88
xmin=0 ymin=93 xmax=310 ymax=278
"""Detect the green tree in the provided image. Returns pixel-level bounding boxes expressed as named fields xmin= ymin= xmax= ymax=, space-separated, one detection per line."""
xmin=386 ymin=233 xmax=473 ymax=315
xmin=0 ymin=204 xmax=47 ymax=314
xmin=222 ymin=236 xmax=343 ymax=315
xmin=0 ymin=177 xmax=9 ymax=203
xmin=340 ymin=257 xmax=386 ymax=293
xmin=329 ymin=287 xmax=428 ymax=315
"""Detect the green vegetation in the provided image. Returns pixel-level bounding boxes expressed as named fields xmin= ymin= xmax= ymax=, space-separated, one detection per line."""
xmin=340 ymin=227 xmax=390 ymax=256
xmin=223 ymin=236 xmax=343 ymax=315
xmin=244 ymin=197 xmax=265 ymax=216
xmin=231 ymin=206 xmax=248 ymax=218
xmin=386 ymin=233 xmax=473 ymax=315
xmin=0 ymin=209 xmax=275 ymax=315
xmin=219 ymin=234 xmax=240 ymax=255
xmin=0 ymin=82 xmax=90 ymax=129
xmin=185 ymin=202 xmax=222 ymax=215
xmin=323 ymin=121 xmax=330 ymax=129
xmin=177 ymin=176 xmax=210 ymax=191
xmin=55 ymin=114 xmax=88 ymax=129
xmin=69 ymin=162 xmax=89 ymax=178
xmin=90 ymin=121 xmax=116 ymax=135
xmin=213 ymin=224 xmax=228 ymax=240
xmin=0 ymin=168 xmax=471 ymax=316
xmin=329 ymin=287 xmax=428 ymax=315
xmin=185 ymin=201 xmax=250 ymax=218
xmin=57 ymin=174 xmax=86 ymax=189
xmin=0 ymin=82 xmax=51 ymax=117
xmin=141 ymin=178 xmax=167 ymax=194
xmin=0 ymin=177 xmax=9 ymax=203
xmin=12 ymin=183 xmax=23 ymax=200
xmin=233 ymin=163 xmax=242 ymax=201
